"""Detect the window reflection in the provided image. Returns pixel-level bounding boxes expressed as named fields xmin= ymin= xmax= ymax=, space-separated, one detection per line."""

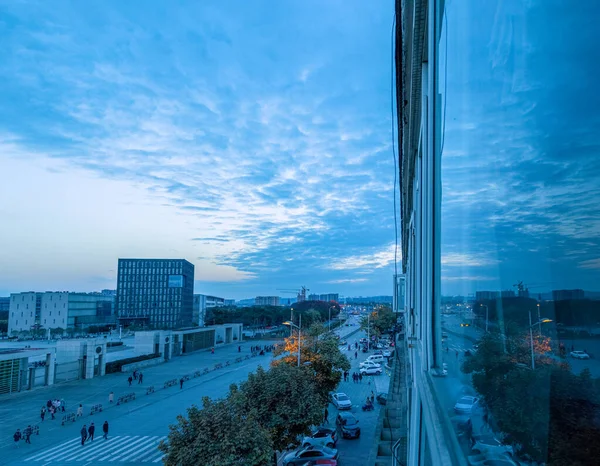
xmin=436 ymin=0 xmax=600 ymax=464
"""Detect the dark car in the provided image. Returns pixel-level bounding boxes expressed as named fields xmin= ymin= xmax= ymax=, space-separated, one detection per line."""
xmin=281 ymin=446 xmax=339 ymax=466
xmin=336 ymin=412 xmax=361 ymax=439
xmin=376 ymin=393 xmax=388 ymax=405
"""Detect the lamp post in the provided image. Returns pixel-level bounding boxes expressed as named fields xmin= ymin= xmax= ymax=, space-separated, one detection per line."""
xmin=528 ymin=310 xmax=552 ymax=370
xmin=283 ymin=314 xmax=302 ymax=367
xmin=480 ymin=304 xmax=489 ymax=333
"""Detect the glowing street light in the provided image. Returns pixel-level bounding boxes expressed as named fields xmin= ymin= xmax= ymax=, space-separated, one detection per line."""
xmin=283 ymin=314 xmax=302 ymax=367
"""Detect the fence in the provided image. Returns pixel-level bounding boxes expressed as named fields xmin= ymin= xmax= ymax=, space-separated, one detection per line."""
xmin=146 ymin=385 xmax=155 ymax=395
xmin=164 ymin=379 xmax=178 ymax=389
xmin=90 ymin=403 xmax=103 ymax=415
xmin=55 ymin=361 xmax=81 ymax=383
xmin=61 ymin=413 xmax=76 ymax=425
xmin=116 ymin=393 xmax=136 ymax=405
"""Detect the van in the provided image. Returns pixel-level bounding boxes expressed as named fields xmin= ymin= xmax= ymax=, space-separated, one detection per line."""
xmin=366 ymin=355 xmax=385 ymax=364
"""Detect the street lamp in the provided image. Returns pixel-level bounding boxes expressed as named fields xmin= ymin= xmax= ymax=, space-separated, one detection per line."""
xmin=528 ymin=310 xmax=552 ymax=370
xmin=283 ymin=314 xmax=302 ymax=367
xmin=480 ymin=304 xmax=489 ymax=333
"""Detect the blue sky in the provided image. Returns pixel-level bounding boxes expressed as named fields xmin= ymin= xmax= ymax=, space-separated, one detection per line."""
xmin=0 ymin=0 xmax=399 ymax=299
xmin=439 ymin=0 xmax=600 ymax=296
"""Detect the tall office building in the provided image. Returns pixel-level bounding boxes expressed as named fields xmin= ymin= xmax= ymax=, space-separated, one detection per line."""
xmin=116 ymin=259 xmax=194 ymax=329
xmin=254 ymin=296 xmax=281 ymax=306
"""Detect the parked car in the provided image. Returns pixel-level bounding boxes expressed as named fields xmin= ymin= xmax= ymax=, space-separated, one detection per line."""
xmin=301 ymin=427 xmax=338 ymax=448
xmin=373 ymin=350 xmax=383 ymax=356
xmin=383 ymin=350 xmax=393 ymax=358
xmin=359 ymin=360 xmax=381 ymax=369
xmin=570 ymin=350 xmax=590 ymax=359
xmin=281 ymin=446 xmax=339 ymax=466
xmin=336 ymin=412 xmax=361 ymax=439
xmin=330 ymin=392 xmax=352 ymax=410
xmin=360 ymin=366 xmax=383 ymax=376
xmin=454 ymin=396 xmax=479 ymax=414
xmin=471 ymin=434 xmax=514 ymax=457
xmin=376 ymin=393 xmax=388 ymax=405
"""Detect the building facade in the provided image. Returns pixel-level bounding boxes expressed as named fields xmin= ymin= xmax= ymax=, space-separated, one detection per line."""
xmin=192 ymin=294 xmax=225 ymax=327
xmin=552 ymin=289 xmax=585 ymax=301
xmin=254 ymin=296 xmax=280 ymax=306
xmin=116 ymin=259 xmax=194 ymax=329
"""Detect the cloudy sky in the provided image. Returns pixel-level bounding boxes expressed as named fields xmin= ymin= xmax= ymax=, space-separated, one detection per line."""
xmin=0 ymin=0 xmax=399 ymax=299
xmin=440 ymin=0 xmax=600 ymax=296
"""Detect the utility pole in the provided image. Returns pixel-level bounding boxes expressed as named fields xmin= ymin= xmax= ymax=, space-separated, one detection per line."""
xmin=367 ymin=313 xmax=370 ymax=350
xmin=298 ymin=314 xmax=301 ymax=368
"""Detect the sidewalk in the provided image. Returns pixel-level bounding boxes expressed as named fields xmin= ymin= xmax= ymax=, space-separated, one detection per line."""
xmin=0 ymin=340 xmax=261 ymax=451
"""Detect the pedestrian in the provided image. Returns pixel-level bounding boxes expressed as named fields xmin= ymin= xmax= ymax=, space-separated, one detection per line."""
xmin=80 ymin=425 xmax=88 ymax=446
xmin=133 ymin=370 xmax=138 ymax=380
xmin=128 ymin=376 xmax=132 ymax=386
xmin=355 ymin=351 xmax=358 ymax=359
xmin=323 ymin=407 xmax=329 ymax=424
xmin=77 ymin=404 xmax=83 ymax=418
xmin=109 ymin=391 xmax=114 ymax=403
xmin=370 ymin=391 xmax=375 ymax=403
xmin=40 ymin=406 xmax=46 ymax=422
xmin=24 ymin=425 xmax=32 ymax=444
xmin=46 ymin=399 xmax=52 ymax=409
xmin=359 ymin=373 xmax=363 ymax=383
xmin=50 ymin=405 xmax=55 ymax=420
xmin=180 ymin=377 xmax=184 ymax=389
xmin=211 ymin=347 xmax=215 ymax=354
xmin=456 ymin=351 xmax=459 ymax=359
xmin=138 ymin=372 xmax=143 ymax=384
xmin=238 ymin=345 xmax=241 ymax=353
xmin=102 ymin=421 xmax=109 ymax=440
xmin=88 ymin=422 xmax=95 ymax=442
xmin=13 ymin=429 xmax=21 ymax=448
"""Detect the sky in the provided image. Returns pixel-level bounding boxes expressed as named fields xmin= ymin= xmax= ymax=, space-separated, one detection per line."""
xmin=0 ymin=0 xmax=399 ymax=299
xmin=439 ymin=0 xmax=600 ymax=296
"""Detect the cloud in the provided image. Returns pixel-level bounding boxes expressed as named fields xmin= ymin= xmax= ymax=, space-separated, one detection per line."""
xmin=579 ymin=259 xmax=600 ymax=270
xmin=327 ymin=244 xmax=398 ymax=271
xmin=326 ymin=278 xmax=369 ymax=284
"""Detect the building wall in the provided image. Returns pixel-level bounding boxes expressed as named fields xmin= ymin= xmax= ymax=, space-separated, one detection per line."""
xmin=40 ymin=292 xmax=68 ymax=330
xmin=8 ymin=292 xmax=38 ymax=334
xmin=254 ymin=296 xmax=280 ymax=306
xmin=116 ymin=258 xmax=195 ymax=329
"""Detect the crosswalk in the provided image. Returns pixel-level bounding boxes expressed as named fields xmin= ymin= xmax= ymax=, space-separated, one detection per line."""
xmin=24 ymin=435 xmax=166 ymax=463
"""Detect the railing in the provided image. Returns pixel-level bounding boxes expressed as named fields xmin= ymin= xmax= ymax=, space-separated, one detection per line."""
xmin=164 ymin=379 xmax=178 ymax=389
xmin=90 ymin=403 xmax=103 ymax=415
xmin=116 ymin=393 xmax=136 ymax=405
xmin=145 ymin=385 xmax=155 ymax=395
xmin=61 ymin=413 xmax=76 ymax=425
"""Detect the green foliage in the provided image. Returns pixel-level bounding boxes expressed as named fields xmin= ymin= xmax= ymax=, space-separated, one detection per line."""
xmin=51 ymin=327 xmax=64 ymax=337
xmin=239 ymin=364 xmax=324 ymax=451
xmin=463 ymin=333 xmax=600 ymax=463
xmin=159 ymin=393 xmax=273 ymax=466
xmin=360 ymin=306 xmax=395 ymax=337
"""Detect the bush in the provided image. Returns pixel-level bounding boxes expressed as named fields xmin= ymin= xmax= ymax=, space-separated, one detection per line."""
xmin=105 ymin=353 xmax=160 ymax=374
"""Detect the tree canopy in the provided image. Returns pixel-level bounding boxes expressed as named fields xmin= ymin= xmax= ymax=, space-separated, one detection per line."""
xmin=359 ymin=305 xmax=395 ymax=338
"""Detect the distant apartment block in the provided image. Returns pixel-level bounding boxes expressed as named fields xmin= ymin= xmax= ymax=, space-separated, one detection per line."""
xmin=224 ymin=299 xmax=236 ymax=306
xmin=193 ymin=294 xmax=225 ymax=327
xmin=553 ymin=289 xmax=585 ymax=301
xmin=307 ymin=293 xmax=339 ymax=302
xmin=116 ymin=259 xmax=194 ymax=329
xmin=255 ymin=296 xmax=281 ymax=306
xmin=8 ymin=292 xmax=115 ymax=334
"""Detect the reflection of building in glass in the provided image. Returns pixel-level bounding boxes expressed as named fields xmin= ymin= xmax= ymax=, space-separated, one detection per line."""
xmin=552 ymin=289 xmax=585 ymax=301
xmin=393 ymin=274 xmax=406 ymax=313
xmin=116 ymin=259 xmax=194 ymax=329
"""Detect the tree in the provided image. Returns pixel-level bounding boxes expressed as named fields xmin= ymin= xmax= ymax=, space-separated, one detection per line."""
xmin=239 ymin=364 xmax=324 ymax=452
xmin=160 ymin=391 xmax=273 ymax=466
xmin=51 ymin=327 xmax=64 ymax=337
xmin=360 ymin=306 xmax=395 ymax=338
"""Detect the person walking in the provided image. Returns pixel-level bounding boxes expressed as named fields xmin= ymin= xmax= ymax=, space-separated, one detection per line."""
xmin=80 ymin=425 xmax=88 ymax=446
xmin=128 ymin=376 xmax=133 ymax=386
xmin=77 ymin=404 xmax=83 ymax=418
xmin=323 ymin=407 xmax=329 ymax=424
xmin=133 ymin=370 xmax=138 ymax=381
xmin=211 ymin=347 xmax=215 ymax=354
xmin=354 ymin=351 xmax=358 ymax=359
xmin=138 ymin=372 xmax=143 ymax=384
xmin=109 ymin=391 xmax=114 ymax=404
xmin=180 ymin=377 xmax=184 ymax=389
xmin=102 ymin=421 xmax=109 ymax=440
xmin=238 ymin=345 xmax=241 ymax=353
xmin=24 ymin=425 xmax=32 ymax=444
xmin=359 ymin=373 xmax=363 ymax=383
xmin=50 ymin=405 xmax=56 ymax=420
xmin=13 ymin=429 xmax=21 ymax=448
xmin=40 ymin=406 xmax=46 ymax=422
xmin=370 ymin=391 xmax=375 ymax=404
xmin=88 ymin=422 xmax=95 ymax=442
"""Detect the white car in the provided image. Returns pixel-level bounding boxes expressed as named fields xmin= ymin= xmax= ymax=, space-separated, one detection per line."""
xmin=471 ymin=435 xmax=514 ymax=457
xmin=383 ymin=350 xmax=393 ymax=358
xmin=301 ymin=427 xmax=338 ymax=449
xmin=359 ymin=360 xmax=382 ymax=369
xmin=330 ymin=392 xmax=352 ymax=410
xmin=570 ymin=350 xmax=590 ymax=359
xmin=453 ymin=396 xmax=479 ymax=414
xmin=360 ymin=366 xmax=383 ymax=376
